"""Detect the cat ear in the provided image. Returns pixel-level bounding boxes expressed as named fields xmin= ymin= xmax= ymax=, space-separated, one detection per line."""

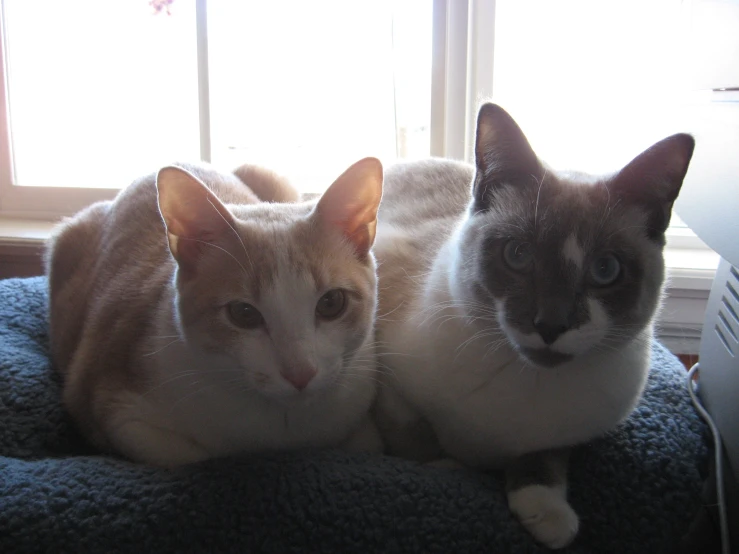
xmin=473 ymin=103 xmax=542 ymax=210
xmin=610 ymin=133 xmax=695 ymax=239
xmin=156 ymin=166 xmax=235 ymax=265
xmin=313 ymin=157 xmax=383 ymax=260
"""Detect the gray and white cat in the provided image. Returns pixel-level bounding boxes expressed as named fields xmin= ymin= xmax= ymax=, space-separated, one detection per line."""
xmin=373 ymin=103 xmax=694 ymax=548
xmin=46 ymin=158 xmax=384 ymax=467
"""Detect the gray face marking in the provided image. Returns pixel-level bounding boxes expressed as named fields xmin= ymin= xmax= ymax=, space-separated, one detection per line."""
xmin=467 ymin=104 xmax=694 ymax=367
xmin=465 ymin=170 xmax=665 ymax=366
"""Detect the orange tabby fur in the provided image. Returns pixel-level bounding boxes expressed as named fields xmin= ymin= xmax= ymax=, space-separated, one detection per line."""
xmin=46 ymin=160 xmax=383 ymax=466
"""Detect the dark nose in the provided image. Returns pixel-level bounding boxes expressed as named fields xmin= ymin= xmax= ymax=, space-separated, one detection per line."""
xmin=534 ymin=301 xmax=572 ymax=345
xmin=534 ymin=320 xmax=568 ymax=345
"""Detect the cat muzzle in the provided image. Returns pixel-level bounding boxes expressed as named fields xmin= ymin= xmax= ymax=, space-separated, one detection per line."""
xmin=519 ymin=347 xmax=573 ymax=368
xmin=280 ymin=365 xmax=318 ymax=391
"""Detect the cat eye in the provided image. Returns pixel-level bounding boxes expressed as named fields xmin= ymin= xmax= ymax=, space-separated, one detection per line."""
xmin=227 ymin=301 xmax=265 ymax=329
xmin=316 ymin=289 xmax=347 ymax=320
xmin=589 ymin=254 xmax=621 ymax=286
xmin=502 ymin=240 xmax=533 ymax=272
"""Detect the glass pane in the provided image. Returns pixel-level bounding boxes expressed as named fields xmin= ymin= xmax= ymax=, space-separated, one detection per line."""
xmin=4 ymin=0 xmax=200 ymax=188
xmin=207 ymin=0 xmax=431 ymax=193
xmin=492 ymin=0 xmax=688 ymax=174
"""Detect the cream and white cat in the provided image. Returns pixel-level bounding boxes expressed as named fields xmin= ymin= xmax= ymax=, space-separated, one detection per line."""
xmin=373 ymin=104 xmax=695 ymax=548
xmin=47 ymin=158 xmax=384 ymax=467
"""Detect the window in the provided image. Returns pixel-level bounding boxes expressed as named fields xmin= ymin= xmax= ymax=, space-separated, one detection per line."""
xmin=0 ymin=0 xmax=431 ymax=218
xmin=206 ymin=1 xmax=431 ymax=192
xmin=3 ymin=0 xmax=200 ymax=189
xmin=0 ymin=0 xmax=731 ymax=241
xmin=491 ymin=0 xmax=689 ymax=175
xmin=0 ymin=0 xmax=724 ymax=353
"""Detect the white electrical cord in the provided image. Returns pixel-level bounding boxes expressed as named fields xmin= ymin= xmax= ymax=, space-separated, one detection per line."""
xmin=687 ymin=363 xmax=730 ymax=554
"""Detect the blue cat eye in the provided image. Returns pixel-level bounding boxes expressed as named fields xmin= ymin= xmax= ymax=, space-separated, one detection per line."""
xmin=589 ymin=254 xmax=621 ymax=286
xmin=227 ymin=301 xmax=264 ymax=329
xmin=502 ymin=240 xmax=533 ymax=271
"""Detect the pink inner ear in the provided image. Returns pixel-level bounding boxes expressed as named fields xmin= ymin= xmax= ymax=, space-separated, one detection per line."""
xmin=324 ymin=202 xmax=379 ymax=259
xmin=313 ymin=157 xmax=383 ymax=258
xmin=157 ymin=168 xmax=240 ymax=270
xmin=345 ymin=222 xmax=374 ymax=260
xmin=161 ymin=186 xmax=233 ymax=241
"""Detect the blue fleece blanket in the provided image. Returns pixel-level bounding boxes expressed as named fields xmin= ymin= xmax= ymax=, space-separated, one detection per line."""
xmin=0 ymin=277 xmax=708 ymax=553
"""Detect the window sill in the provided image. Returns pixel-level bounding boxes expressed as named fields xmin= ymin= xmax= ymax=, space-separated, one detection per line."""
xmin=0 ymin=216 xmax=720 ymax=355
xmin=0 ymin=217 xmax=58 ymax=247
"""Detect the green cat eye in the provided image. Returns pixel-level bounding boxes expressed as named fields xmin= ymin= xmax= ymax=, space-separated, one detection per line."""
xmin=502 ymin=240 xmax=533 ymax=271
xmin=227 ymin=301 xmax=264 ymax=329
xmin=589 ymin=254 xmax=621 ymax=286
xmin=316 ymin=289 xmax=346 ymax=320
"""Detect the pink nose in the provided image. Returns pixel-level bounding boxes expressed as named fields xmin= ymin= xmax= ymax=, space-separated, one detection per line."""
xmin=281 ymin=366 xmax=317 ymax=391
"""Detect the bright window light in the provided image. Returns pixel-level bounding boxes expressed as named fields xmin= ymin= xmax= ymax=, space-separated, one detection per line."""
xmin=492 ymin=0 xmax=689 ymax=175
xmin=207 ymin=0 xmax=431 ymax=192
xmin=4 ymin=0 xmax=200 ymax=188
xmin=3 ymin=0 xmax=431 ymax=192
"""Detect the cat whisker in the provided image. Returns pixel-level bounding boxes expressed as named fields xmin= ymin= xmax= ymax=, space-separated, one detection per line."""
xmin=455 ymin=328 xmax=500 ymax=355
xmin=483 ymin=338 xmax=510 ymax=360
xmin=376 ymin=301 xmax=406 ymax=321
xmin=346 ymin=358 xmax=400 ymax=380
xmin=178 ymin=236 xmax=251 ymax=279
xmin=141 ymin=368 xmax=243 ymax=397
xmin=533 ymin=168 xmax=548 ymax=230
xmin=142 ymin=338 xmax=183 ymax=357
xmin=339 ymin=372 xmax=386 ymax=386
xmin=602 ymin=224 xmax=649 ymax=242
xmin=401 ymin=267 xmax=436 ymax=285
xmin=417 ymin=301 xmax=497 ymax=328
xmin=206 ymin=196 xmax=255 ymax=272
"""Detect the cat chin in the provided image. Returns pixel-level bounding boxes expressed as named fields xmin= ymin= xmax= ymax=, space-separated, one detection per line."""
xmin=516 ymin=347 xmax=574 ymax=368
xmin=256 ymin=385 xmax=325 ymax=405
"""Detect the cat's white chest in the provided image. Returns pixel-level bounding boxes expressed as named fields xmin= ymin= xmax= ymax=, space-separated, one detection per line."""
xmin=382 ymin=308 xmax=650 ymax=468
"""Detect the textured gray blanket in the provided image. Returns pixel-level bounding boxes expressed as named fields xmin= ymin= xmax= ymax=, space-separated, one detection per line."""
xmin=0 ymin=277 xmax=708 ymax=553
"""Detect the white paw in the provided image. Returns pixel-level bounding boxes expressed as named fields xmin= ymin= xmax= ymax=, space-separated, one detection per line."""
xmin=508 ymin=485 xmax=579 ymax=549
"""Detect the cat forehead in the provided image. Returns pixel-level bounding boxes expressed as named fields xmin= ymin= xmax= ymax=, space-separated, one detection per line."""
xmin=481 ymin=173 xmax=648 ymax=244
xmin=195 ymin=208 xmax=369 ymax=300
xmin=489 ymin=171 xmax=608 ymax=209
xmin=229 ymin=201 xmax=314 ymax=224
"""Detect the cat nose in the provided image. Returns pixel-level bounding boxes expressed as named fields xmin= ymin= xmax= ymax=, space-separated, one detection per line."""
xmin=533 ymin=302 xmax=571 ymax=345
xmin=281 ymin=365 xmax=317 ymax=391
xmin=533 ymin=321 xmax=568 ymax=345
